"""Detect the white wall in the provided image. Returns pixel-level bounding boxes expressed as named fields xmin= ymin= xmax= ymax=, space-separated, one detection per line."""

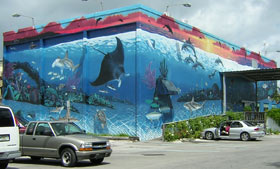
xmin=266 ymin=117 xmax=280 ymax=131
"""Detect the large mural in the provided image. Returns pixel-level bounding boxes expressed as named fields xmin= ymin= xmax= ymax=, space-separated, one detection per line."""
xmin=2 ymin=5 xmax=278 ymax=140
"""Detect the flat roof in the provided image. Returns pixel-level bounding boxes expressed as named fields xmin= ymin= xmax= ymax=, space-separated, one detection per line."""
xmin=222 ymin=68 xmax=280 ymax=82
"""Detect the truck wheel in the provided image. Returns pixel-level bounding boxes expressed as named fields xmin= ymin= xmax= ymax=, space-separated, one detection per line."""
xmin=90 ymin=158 xmax=104 ymax=165
xmin=61 ymin=148 xmax=77 ymax=167
xmin=0 ymin=160 xmax=9 ymax=169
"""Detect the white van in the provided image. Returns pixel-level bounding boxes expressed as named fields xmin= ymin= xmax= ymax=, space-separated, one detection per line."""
xmin=0 ymin=105 xmax=21 ymax=169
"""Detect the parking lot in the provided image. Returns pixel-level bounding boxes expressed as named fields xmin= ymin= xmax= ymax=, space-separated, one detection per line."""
xmin=8 ymin=135 xmax=280 ymax=169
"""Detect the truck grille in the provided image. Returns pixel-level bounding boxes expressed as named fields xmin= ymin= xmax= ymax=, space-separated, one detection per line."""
xmin=92 ymin=142 xmax=107 ymax=149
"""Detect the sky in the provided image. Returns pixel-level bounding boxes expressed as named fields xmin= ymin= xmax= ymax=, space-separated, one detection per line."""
xmin=1 ymin=0 xmax=280 ymax=66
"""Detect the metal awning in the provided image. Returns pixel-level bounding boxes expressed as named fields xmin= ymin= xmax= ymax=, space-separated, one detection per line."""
xmin=222 ymin=68 xmax=280 ymax=82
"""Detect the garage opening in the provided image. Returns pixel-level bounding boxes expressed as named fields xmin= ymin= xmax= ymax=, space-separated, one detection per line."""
xmin=221 ymin=68 xmax=280 ymax=123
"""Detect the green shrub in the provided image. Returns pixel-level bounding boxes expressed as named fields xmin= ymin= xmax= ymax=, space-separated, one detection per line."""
xmin=226 ymin=111 xmax=244 ymax=120
xmin=243 ymin=106 xmax=252 ymax=111
xmin=163 ymin=111 xmax=244 ymax=141
xmin=267 ymin=108 xmax=280 ymax=127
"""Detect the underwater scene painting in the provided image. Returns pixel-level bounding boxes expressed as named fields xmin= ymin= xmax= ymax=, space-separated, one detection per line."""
xmin=3 ymin=26 xmax=277 ymax=140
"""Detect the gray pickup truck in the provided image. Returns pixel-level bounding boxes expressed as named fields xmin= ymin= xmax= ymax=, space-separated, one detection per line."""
xmin=20 ymin=121 xmax=112 ymax=167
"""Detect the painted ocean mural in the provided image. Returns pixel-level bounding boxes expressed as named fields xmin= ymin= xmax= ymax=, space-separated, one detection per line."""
xmin=3 ymin=5 xmax=278 ymax=140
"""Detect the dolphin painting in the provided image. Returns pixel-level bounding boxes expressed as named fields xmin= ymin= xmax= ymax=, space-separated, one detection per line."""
xmin=52 ymin=50 xmax=79 ymax=74
xmin=183 ymin=97 xmax=205 ymax=114
xmin=215 ymin=57 xmax=224 ymax=67
xmin=91 ymin=37 xmax=126 ymax=87
xmin=181 ymin=38 xmax=197 ymax=61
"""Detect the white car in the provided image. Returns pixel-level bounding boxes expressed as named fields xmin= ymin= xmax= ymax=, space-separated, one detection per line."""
xmin=201 ymin=120 xmax=265 ymax=141
xmin=0 ymin=105 xmax=21 ymax=169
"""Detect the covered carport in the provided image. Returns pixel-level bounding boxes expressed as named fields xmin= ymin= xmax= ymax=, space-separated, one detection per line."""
xmin=221 ymin=68 xmax=280 ymax=123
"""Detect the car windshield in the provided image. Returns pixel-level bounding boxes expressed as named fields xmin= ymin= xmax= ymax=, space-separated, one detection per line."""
xmin=243 ymin=121 xmax=256 ymax=127
xmin=51 ymin=122 xmax=84 ymax=136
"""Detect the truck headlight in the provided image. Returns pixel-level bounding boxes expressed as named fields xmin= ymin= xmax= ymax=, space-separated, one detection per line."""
xmin=106 ymin=141 xmax=111 ymax=150
xmin=79 ymin=142 xmax=93 ymax=151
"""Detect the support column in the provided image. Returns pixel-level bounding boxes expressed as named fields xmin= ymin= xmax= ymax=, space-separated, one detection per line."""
xmin=223 ymin=74 xmax=227 ymax=114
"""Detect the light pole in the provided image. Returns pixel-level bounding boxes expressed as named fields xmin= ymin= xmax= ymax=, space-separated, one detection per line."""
xmin=165 ymin=3 xmax=191 ymax=16
xmin=12 ymin=13 xmax=35 ymax=28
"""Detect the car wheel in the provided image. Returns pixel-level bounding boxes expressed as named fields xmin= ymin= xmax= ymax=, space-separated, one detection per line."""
xmin=205 ymin=131 xmax=214 ymax=140
xmin=240 ymin=132 xmax=250 ymax=141
xmin=90 ymin=158 xmax=104 ymax=165
xmin=30 ymin=156 xmax=42 ymax=161
xmin=61 ymin=148 xmax=77 ymax=167
xmin=0 ymin=160 xmax=9 ymax=169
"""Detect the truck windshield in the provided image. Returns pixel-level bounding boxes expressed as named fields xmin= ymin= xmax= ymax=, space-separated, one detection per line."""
xmin=51 ymin=122 xmax=84 ymax=136
xmin=0 ymin=108 xmax=14 ymax=127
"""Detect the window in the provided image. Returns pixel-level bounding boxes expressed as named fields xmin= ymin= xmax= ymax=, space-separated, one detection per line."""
xmin=35 ymin=123 xmax=52 ymax=136
xmin=0 ymin=108 xmax=14 ymax=127
xmin=26 ymin=122 xmax=36 ymax=135
xmin=231 ymin=122 xmax=243 ymax=128
xmin=51 ymin=122 xmax=83 ymax=136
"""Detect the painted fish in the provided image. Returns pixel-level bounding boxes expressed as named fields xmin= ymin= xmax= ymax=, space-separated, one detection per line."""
xmin=58 ymin=84 xmax=65 ymax=90
xmin=146 ymin=111 xmax=162 ymax=121
xmin=48 ymin=72 xmax=53 ymax=75
xmin=106 ymin=84 xmax=116 ymax=91
xmin=71 ymin=85 xmax=76 ymax=90
xmin=99 ymin=90 xmax=109 ymax=94
xmin=262 ymin=83 xmax=268 ymax=89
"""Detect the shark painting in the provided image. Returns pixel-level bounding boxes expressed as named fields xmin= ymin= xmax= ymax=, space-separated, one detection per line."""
xmin=183 ymin=97 xmax=205 ymax=114
xmin=50 ymin=106 xmax=64 ymax=116
xmin=52 ymin=50 xmax=79 ymax=74
xmin=91 ymin=37 xmax=126 ymax=87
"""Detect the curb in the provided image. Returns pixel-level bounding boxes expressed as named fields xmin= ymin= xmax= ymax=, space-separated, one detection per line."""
xmin=101 ymin=136 xmax=140 ymax=141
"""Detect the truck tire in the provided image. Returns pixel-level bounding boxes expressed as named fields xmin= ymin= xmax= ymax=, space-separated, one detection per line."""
xmin=90 ymin=158 xmax=104 ymax=165
xmin=0 ymin=160 xmax=9 ymax=169
xmin=61 ymin=148 xmax=77 ymax=167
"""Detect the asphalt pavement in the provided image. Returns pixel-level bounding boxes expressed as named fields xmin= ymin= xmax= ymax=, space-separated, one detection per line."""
xmin=8 ymin=135 xmax=280 ymax=169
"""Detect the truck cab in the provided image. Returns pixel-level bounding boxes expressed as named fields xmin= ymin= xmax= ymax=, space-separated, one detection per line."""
xmin=0 ymin=105 xmax=21 ymax=169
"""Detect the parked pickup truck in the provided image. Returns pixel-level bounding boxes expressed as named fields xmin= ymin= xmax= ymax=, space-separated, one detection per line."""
xmin=20 ymin=121 xmax=112 ymax=167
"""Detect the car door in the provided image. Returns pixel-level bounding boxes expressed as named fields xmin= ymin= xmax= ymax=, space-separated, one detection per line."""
xmin=229 ymin=122 xmax=243 ymax=139
xmin=21 ymin=122 xmax=37 ymax=155
xmin=28 ymin=122 xmax=56 ymax=157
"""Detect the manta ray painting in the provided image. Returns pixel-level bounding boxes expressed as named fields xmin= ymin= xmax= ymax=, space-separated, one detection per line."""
xmin=91 ymin=37 xmax=125 ymax=87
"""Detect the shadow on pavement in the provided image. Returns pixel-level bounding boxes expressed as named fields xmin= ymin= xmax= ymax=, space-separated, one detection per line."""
xmin=12 ymin=157 xmax=110 ymax=167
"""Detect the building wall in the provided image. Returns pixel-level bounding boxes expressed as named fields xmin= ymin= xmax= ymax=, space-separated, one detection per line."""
xmin=2 ymin=5 xmax=277 ymax=140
